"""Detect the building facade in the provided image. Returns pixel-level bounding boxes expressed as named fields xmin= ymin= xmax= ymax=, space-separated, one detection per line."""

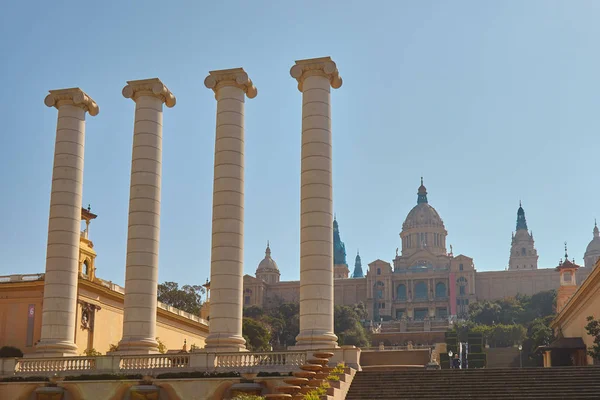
xmin=244 ymin=180 xmax=593 ymax=321
xmin=0 ymin=209 xmax=209 ymax=356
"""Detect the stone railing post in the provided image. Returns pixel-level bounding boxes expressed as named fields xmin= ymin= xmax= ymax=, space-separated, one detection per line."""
xmin=203 ymin=68 xmax=257 ymax=351
xmin=118 ymin=78 xmax=175 ymax=354
xmin=36 ymin=88 xmax=99 ymax=357
xmin=290 ymin=57 xmax=342 ymax=349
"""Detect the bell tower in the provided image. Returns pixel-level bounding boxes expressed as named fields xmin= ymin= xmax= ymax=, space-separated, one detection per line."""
xmin=556 ymin=243 xmax=580 ymax=314
xmin=79 ymin=205 xmax=97 ymax=281
xmin=508 ymin=202 xmax=538 ymax=270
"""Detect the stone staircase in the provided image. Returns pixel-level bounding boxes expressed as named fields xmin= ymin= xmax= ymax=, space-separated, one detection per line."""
xmin=345 ymin=366 xmax=600 ymax=399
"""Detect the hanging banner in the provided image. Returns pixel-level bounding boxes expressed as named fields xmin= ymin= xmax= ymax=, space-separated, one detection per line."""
xmin=26 ymin=304 xmax=35 ymax=347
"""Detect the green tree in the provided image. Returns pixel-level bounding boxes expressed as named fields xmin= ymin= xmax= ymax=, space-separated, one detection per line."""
xmin=584 ymin=315 xmax=600 ymax=361
xmin=334 ymin=305 xmax=369 ymax=347
xmin=468 ymin=301 xmax=502 ymax=325
xmin=157 ymin=281 xmax=205 ymax=315
xmin=243 ymin=317 xmax=271 ymax=351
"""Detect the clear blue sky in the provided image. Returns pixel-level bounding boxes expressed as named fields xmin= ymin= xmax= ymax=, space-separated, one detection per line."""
xmin=1 ymin=1 xmax=599 ymax=288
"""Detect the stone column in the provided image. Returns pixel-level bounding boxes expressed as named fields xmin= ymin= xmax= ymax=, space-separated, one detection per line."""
xmin=118 ymin=78 xmax=175 ymax=354
xmin=290 ymin=57 xmax=342 ymax=349
xmin=204 ymin=68 xmax=257 ymax=351
xmin=36 ymin=88 xmax=99 ymax=357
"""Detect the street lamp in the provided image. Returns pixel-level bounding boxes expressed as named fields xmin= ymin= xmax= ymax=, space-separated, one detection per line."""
xmin=448 ymin=350 xmax=453 ymax=369
xmin=518 ymin=344 xmax=523 ymax=368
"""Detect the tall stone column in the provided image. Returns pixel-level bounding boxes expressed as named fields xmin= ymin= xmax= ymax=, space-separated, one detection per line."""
xmin=290 ymin=57 xmax=342 ymax=349
xmin=204 ymin=68 xmax=257 ymax=351
xmin=37 ymin=88 xmax=99 ymax=357
xmin=118 ymin=78 xmax=175 ymax=354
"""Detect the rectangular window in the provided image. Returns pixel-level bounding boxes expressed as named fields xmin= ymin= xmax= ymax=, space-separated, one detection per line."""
xmin=436 ymin=307 xmax=448 ymax=318
xmin=414 ymin=308 xmax=428 ymax=320
xmin=459 ymin=264 xmax=464 ymax=271
xmin=459 ymin=286 xmax=466 ymax=295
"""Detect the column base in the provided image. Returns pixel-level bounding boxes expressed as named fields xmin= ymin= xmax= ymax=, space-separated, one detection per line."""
xmin=116 ymin=337 xmax=159 ymax=355
xmin=204 ymin=333 xmax=246 ymax=352
xmin=33 ymin=340 xmax=78 ymax=357
xmin=291 ymin=330 xmax=338 ymax=350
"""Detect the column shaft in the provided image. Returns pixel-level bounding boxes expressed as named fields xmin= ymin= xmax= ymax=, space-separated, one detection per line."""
xmin=204 ymin=68 xmax=257 ymax=351
xmin=118 ymin=78 xmax=175 ymax=354
xmin=291 ymin=57 xmax=342 ymax=349
xmin=37 ymin=89 xmax=98 ymax=357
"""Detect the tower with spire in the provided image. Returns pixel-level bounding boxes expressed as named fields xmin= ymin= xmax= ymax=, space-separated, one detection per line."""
xmin=353 ymin=250 xmax=364 ymax=278
xmin=333 ymin=216 xmax=350 ymax=279
xmin=508 ymin=202 xmax=538 ymax=270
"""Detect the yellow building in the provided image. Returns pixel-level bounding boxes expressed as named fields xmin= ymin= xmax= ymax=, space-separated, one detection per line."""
xmin=0 ymin=208 xmax=208 ymax=356
xmin=548 ymin=257 xmax=600 ymax=366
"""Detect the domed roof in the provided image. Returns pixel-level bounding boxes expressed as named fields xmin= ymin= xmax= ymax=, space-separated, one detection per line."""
xmin=585 ymin=221 xmax=600 ymax=254
xmin=402 ymin=179 xmax=445 ymax=230
xmin=256 ymin=242 xmax=279 ymax=273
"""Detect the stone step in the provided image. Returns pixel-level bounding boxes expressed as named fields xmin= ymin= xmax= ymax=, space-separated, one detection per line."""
xmin=346 ymin=367 xmax=600 ymax=400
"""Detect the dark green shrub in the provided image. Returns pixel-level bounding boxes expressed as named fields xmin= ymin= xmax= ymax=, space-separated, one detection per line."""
xmin=0 ymin=346 xmax=23 ymax=358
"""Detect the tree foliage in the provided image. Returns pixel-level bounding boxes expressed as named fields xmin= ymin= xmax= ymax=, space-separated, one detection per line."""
xmin=243 ymin=318 xmax=271 ymax=351
xmin=157 ymin=281 xmax=205 ymax=315
xmin=242 ymin=301 xmax=369 ymax=349
xmin=584 ymin=315 xmax=600 ymax=361
xmin=461 ymin=290 xmax=557 ymax=366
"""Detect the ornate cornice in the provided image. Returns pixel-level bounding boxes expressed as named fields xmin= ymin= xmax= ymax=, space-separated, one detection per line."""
xmin=290 ymin=56 xmax=343 ymax=92
xmin=44 ymin=88 xmax=99 ymax=116
xmin=204 ymin=67 xmax=257 ymax=99
xmin=122 ymin=78 xmax=176 ymax=108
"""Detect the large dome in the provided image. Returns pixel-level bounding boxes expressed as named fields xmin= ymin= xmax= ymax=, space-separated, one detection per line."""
xmin=402 ymin=179 xmax=445 ymax=230
xmin=403 ymin=203 xmax=445 ymax=229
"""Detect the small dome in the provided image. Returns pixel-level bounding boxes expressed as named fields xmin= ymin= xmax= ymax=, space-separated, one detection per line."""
xmin=256 ymin=242 xmax=279 ymax=273
xmin=585 ymin=221 xmax=600 ymax=255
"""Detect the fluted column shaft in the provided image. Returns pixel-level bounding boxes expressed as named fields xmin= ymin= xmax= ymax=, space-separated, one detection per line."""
xmin=118 ymin=78 xmax=175 ymax=354
xmin=204 ymin=68 xmax=257 ymax=351
xmin=291 ymin=57 xmax=342 ymax=349
xmin=37 ymin=88 xmax=98 ymax=357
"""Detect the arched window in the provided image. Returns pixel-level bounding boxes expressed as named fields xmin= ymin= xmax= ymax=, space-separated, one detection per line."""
xmin=397 ymin=284 xmax=407 ymax=300
xmin=521 ymin=247 xmax=526 ymax=256
xmin=414 ymin=282 xmax=427 ymax=299
xmin=83 ymin=260 xmax=89 ymax=276
xmin=435 ymin=282 xmax=446 ymax=298
xmin=374 ymin=281 xmax=384 ymax=299
xmin=457 ymin=277 xmax=467 ymax=296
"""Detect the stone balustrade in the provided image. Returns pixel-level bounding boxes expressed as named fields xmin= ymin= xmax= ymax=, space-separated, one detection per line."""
xmin=15 ymin=357 xmax=96 ymax=375
xmin=0 ymin=274 xmax=44 ymax=283
xmin=0 ymin=350 xmax=312 ymax=377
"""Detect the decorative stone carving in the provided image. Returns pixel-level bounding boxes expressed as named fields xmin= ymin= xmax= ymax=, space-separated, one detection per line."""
xmin=204 ymin=67 xmax=257 ymax=99
xmin=79 ymin=301 xmax=100 ymax=331
xmin=290 ymin=56 xmax=342 ymax=92
xmin=44 ymin=87 xmax=99 ymax=116
xmin=122 ymin=78 xmax=176 ymax=107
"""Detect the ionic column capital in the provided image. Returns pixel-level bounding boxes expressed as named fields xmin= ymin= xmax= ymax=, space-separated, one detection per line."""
xmin=44 ymin=88 xmax=99 ymax=116
xmin=204 ymin=68 xmax=257 ymax=99
xmin=290 ymin=56 xmax=342 ymax=92
xmin=122 ymin=78 xmax=176 ymax=108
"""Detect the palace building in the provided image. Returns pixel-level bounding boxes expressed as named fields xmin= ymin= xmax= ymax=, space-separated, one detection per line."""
xmin=243 ymin=180 xmax=594 ymax=321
